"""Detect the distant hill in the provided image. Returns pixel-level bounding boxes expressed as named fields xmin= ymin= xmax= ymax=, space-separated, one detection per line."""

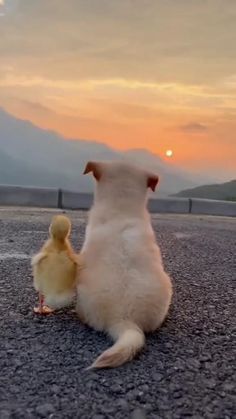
xmin=173 ymin=180 xmax=236 ymax=201
xmin=0 ymin=107 xmax=215 ymax=195
xmin=0 ymin=150 xmax=73 ymax=188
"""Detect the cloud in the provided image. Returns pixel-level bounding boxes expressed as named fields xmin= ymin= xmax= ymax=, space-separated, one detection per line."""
xmin=0 ymin=74 xmax=204 ymax=92
xmin=11 ymin=99 xmax=54 ymax=115
xmin=179 ymin=123 xmax=209 ymax=133
xmin=1 ymin=71 xmax=235 ymax=128
xmin=0 ymin=0 xmax=236 ymax=85
xmin=222 ymin=74 xmax=236 ymax=88
xmin=0 ymin=0 xmax=4 ymax=15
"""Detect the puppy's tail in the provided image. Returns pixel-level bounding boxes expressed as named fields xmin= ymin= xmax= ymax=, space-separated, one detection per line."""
xmin=88 ymin=321 xmax=145 ymax=369
xmin=49 ymin=215 xmax=71 ymax=242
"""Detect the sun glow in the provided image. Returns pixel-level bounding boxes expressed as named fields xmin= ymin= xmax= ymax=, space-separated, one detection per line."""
xmin=165 ymin=150 xmax=173 ymax=157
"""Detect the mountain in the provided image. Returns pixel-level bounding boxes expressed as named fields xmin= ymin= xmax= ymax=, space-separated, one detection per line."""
xmin=173 ymin=180 xmax=236 ymax=201
xmin=0 ymin=108 xmax=119 ymax=192
xmin=0 ymin=107 xmax=214 ymax=195
xmin=0 ymin=149 xmax=74 ymax=188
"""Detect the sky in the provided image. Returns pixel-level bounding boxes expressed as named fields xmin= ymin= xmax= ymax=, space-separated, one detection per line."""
xmin=0 ymin=0 xmax=235 ymax=179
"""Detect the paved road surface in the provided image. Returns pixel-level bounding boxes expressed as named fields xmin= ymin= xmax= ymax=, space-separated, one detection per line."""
xmin=0 ymin=208 xmax=235 ymax=419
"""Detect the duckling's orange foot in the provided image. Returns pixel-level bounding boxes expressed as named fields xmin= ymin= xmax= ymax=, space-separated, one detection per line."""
xmin=33 ymin=305 xmax=54 ymax=315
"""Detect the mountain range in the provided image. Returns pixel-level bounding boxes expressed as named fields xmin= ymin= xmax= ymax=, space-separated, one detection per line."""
xmin=174 ymin=179 xmax=236 ymax=201
xmin=0 ymin=107 xmax=217 ymax=196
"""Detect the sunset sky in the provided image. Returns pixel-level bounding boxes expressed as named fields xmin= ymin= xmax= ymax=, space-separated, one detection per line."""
xmin=0 ymin=0 xmax=235 ymax=178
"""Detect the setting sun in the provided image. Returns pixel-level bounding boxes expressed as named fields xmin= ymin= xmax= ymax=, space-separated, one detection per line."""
xmin=166 ymin=150 xmax=173 ymax=158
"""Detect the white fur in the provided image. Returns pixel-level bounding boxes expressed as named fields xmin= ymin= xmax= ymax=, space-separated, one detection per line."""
xmin=76 ymin=161 xmax=173 ymax=368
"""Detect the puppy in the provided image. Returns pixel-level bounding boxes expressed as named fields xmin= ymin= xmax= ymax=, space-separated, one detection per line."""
xmin=76 ymin=161 xmax=173 ymax=368
xmin=31 ymin=214 xmax=80 ymax=314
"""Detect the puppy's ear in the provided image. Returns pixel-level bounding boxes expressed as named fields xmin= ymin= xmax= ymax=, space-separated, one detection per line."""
xmin=147 ymin=174 xmax=159 ymax=192
xmin=83 ymin=161 xmax=102 ymax=181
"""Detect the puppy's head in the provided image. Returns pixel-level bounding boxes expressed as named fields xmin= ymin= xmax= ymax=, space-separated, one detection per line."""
xmin=83 ymin=160 xmax=159 ymax=208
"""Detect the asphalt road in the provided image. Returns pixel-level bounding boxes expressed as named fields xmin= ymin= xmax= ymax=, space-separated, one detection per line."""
xmin=0 ymin=208 xmax=235 ymax=419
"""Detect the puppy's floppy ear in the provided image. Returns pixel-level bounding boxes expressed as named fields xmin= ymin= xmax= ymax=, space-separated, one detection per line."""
xmin=147 ymin=174 xmax=159 ymax=192
xmin=83 ymin=161 xmax=102 ymax=181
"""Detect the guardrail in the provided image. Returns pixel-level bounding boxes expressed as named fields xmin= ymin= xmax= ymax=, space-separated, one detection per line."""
xmin=0 ymin=185 xmax=235 ymax=217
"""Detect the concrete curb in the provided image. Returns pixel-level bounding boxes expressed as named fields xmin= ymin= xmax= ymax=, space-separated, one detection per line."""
xmin=0 ymin=185 xmax=58 ymax=208
xmin=148 ymin=197 xmax=189 ymax=214
xmin=61 ymin=190 xmax=93 ymax=210
xmin=0 ymin=185 xmax=235 ymax=217
xmin=190 ymin=198 xmax=236 ymax=217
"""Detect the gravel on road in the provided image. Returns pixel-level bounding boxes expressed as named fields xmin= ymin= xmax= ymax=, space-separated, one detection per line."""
xmin=0 ymin=208 xmax=235 ymax=419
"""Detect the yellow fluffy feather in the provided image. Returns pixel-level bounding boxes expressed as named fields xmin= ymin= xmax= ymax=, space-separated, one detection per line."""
xmin=31 ymin=215 xmax=82 ymax=314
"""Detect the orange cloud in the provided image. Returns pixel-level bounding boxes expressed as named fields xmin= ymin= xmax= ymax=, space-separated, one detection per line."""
xmin=0 ymin=1 xmax=236 ymax=179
